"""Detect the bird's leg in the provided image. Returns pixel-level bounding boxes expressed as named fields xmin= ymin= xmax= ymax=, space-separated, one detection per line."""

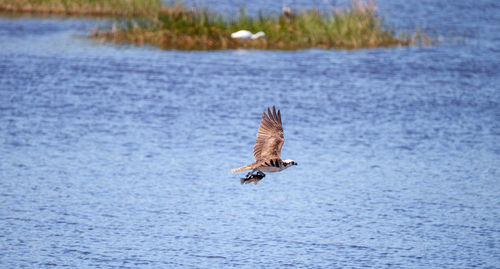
xmin=241 ymin=170 xmax=257 ymax=184
xmin=251 ymin=171 xmax=265 ymax=184
xmin=245 ymin=170 xmax=257 ymax=179
xmin=241 ymin=170 xmax=265 ymax=185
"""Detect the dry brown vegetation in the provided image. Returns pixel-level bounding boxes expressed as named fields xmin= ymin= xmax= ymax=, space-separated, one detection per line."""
xmin=0 ymin=0 xmax=161 ymax=17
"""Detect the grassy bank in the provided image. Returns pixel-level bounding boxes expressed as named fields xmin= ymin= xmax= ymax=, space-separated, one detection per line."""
xmin=0 ymin=0 xmax=162 ymax=17
xmin=0 ymin=0 xmax=430 ymax=50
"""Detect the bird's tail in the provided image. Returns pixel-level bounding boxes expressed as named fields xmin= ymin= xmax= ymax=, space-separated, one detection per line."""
xmin=231 ymin=163 xmax=254 ymax=173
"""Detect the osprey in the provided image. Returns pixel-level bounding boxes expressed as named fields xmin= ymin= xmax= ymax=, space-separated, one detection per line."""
xmin=232 ymin=106 xmax=297 ymax=184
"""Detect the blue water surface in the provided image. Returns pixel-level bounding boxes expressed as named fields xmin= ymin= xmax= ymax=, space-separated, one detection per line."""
xmin=0 ymin=1 xmax=499 ymax=267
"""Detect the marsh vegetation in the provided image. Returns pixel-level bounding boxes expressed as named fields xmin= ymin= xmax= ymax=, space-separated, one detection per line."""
xmin=0 ymin=0 xmax=431 ymax=50
xmin=0 ymin=0 xmax=161 ymax=16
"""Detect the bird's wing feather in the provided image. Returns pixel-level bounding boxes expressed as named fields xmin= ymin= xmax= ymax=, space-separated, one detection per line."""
xmin=253 ymin=106 xmax=284 ymax=161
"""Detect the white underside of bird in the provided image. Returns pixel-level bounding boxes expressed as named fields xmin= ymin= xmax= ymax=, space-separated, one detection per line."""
xmin=231 ymin=30 xmax=265 ymax=40
xmin=257 ymin=159 xmax=296 ymax=172
xmin=259 ymin=165 xmax=286 ymax=173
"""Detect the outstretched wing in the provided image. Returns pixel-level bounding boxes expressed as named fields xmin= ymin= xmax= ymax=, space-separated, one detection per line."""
xmin=253 ymin=106 xmax=284 ymax=161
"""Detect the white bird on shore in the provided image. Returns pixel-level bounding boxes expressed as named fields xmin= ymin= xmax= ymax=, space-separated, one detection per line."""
xmin=231 ymin=30 xmax=265 ymax=40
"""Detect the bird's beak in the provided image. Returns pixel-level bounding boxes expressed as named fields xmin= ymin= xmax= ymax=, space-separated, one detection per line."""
xmin=295 ymin=162 xmax=298 ymax=166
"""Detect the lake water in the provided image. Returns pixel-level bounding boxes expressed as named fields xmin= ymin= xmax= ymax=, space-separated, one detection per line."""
xmin=1 ymin=1 xmax=499 ymax=267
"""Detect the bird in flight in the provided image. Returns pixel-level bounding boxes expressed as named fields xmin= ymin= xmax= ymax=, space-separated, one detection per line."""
xmin=232 ymin=106 xmax=297 ymax=184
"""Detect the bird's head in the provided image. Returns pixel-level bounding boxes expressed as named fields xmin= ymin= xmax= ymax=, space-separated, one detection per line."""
xmin=252 ymin=32 xmax=265 ymax=39
xmin=283 ymin=159 xmax=298 ymax=167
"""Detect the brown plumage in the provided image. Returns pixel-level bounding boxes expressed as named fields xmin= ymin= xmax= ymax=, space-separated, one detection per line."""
xmin=232 ymin=106 xmax=284 ymax=173
xmin=232 ymin=106 xmax=297 ymax=184
xmin=253 ymin=106 xmax=284 ymax=162
xmin=232 ymin=106 xmax=297 ymax=181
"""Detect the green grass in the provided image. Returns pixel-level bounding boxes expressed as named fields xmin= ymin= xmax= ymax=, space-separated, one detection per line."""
xmin=0 ymin=0 xmax=431 ymax=50
xmin=93 ymin=1 xmax=428 ymax=50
